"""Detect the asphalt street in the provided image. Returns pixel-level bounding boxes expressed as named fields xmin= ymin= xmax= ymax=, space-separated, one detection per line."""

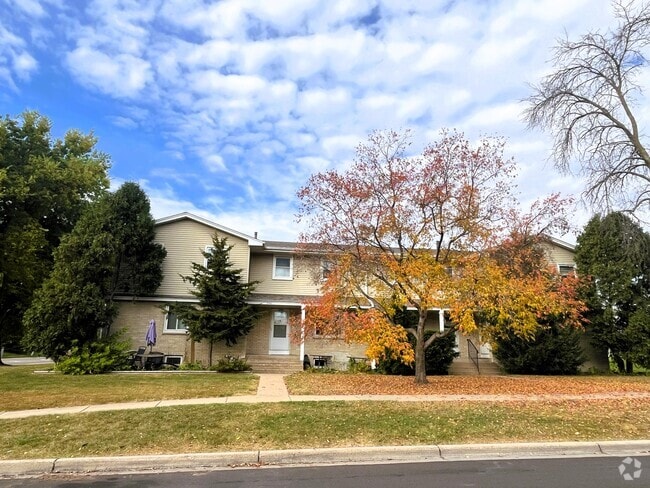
xmin=1 ymin=456 xmax=648 ymax=488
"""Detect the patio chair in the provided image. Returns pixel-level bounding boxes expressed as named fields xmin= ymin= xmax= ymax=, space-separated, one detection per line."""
xmin=132 ymin=347 xmax=146 ymax=370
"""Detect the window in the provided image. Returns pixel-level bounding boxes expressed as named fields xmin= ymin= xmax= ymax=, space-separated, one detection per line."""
xmin=164 ymin=355 xmax=183 ymax=366
xmin=321 ymin=260 xmax=333 ymax=281
xmin=558 ymin=264 xmax=576 ymax=277
xmin=273 ymin=256 xmax=293 ymax=280
xmin=272 ymin=310 xmax=288 ymax=338
xmin=165 ymin=311 xmax=186 ymax=332
xmin=203 ymin=245 xmax=215 ymax=267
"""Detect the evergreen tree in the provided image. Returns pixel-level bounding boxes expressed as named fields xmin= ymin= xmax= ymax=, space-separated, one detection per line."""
xmin=22 ymin=183 xmax=165 ymax=360
xmin=106 ymin=182 xmax=167 ymax=301
xmin=172 ymin=234 xmax=258 ymax=366
xmin=492 ymin=317 xmax=585 ymax=375
xmin=575 ymin=212 xmax=650 ymax=373
xmin=0 ymin=112 xmax=109 ymax=362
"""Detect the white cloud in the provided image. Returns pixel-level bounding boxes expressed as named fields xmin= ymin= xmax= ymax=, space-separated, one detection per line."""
xmin=13 ymin=0 xmax=46 ymax=17
xmin=66 ymin=47 xmax=152 ymax=98
xmin=12 ymin=52 xmax=37 ymax=79
xmin=464 ymin=102 xmax=523 ymax=129
xmin=108 ymin=115 xmax=138 ymax=129
xmin=0 ymin=21 xmax=38 ymax=88
xmin=6 ymin=0 xmax=634 ymax=240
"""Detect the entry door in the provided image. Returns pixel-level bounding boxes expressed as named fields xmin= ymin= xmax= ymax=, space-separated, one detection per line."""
xmin=479 ymin=341 xmax=492 ymax=359
xmin=269 ymin=310 xmax=290 ymax=355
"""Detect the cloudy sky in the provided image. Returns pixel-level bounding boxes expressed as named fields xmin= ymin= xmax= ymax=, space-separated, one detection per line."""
xmin=1 ymin=0 xmax=621 ymax=241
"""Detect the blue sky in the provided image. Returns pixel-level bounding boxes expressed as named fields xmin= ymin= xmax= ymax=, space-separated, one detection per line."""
xmin=1 ymin=0 xmax=619 ymax=241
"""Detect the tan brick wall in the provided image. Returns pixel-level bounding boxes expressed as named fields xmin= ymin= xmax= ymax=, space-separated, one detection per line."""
xmin=247 ymin=308 xmax=300 ymax=356
xmin=304 ymin=336 xmax=366 ymax=370
xmin=115 ymin=301 xmax=247 ymax=366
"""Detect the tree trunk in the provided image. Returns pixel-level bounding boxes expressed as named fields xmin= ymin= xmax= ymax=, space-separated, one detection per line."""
xmin=413 ymin=311 xmax=428 ymax=384
xmin=208 ymin=341 xmax=214 ymax=367
xmin=613 ymin=354 xmax=625 ymax=374
xmin=625 ymin=359 xmax=634 ymax=375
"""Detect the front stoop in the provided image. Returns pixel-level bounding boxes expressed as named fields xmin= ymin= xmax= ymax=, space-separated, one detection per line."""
xmin=449 ymin=359 xmax=503 ymax=376
xmin=246 ymin=355 xmax=303 ymax=374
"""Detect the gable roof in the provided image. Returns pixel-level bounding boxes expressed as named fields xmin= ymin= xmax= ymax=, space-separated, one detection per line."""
xmin=543 ymin=235 xmax=576 ymax=253
xmin=155 ymin=212 xmax=265 ymax=247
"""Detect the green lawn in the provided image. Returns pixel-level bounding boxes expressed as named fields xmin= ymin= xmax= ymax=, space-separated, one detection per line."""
xmin=0 ymin=366 xmax=258 ymax=411
xmin=2 ymin=399 xmax=648 ymax=459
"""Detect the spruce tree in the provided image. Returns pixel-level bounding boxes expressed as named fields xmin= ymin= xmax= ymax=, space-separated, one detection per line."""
xmin=575 ymin=212 xmax=650 ymax=373
xmin=173 ymin=234 xmax=258 ymax=366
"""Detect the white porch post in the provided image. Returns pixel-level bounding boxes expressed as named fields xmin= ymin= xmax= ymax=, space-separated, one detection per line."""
xmin=438 ymin=309 xmax=445 ymax=332
xmin=299 ymin=304 xmax=306 ymax=359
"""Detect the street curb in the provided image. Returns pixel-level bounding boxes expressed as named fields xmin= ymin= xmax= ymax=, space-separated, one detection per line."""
xmin=1 ymin=441 xmax=649 ymax=478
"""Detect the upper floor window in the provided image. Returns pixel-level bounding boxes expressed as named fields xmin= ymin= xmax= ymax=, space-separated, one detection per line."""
xmin=273 ymin=256 xmax=293 ymax=280
xmin=203 ymin=245 xmax=215 ymax=267
xmin=321 ymin=260 xmax=334 ymax=281
xmin=558 ymin=264 xmax=576 ymax=277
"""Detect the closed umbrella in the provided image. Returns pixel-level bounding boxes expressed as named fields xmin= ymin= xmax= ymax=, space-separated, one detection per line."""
xmin=145 ymin=319 xmax=157 ymax=352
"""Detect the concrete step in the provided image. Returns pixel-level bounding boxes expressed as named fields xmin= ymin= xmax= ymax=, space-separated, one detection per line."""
xmin=246 ymin=355 xmax=303 ymax=374
xmin=449 ymin=359 xmax=502 ymax=376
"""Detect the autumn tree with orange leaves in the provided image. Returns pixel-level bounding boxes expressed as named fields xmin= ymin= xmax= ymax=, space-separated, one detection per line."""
xmin=297 ymin=129 xmax=584 ymax=384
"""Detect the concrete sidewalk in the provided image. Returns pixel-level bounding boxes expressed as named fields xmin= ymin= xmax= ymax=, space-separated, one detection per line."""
xmin=2 ymin=374 xmax=650 ymax=419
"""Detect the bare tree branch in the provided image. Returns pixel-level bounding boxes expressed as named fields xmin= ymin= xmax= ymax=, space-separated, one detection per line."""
xmin=524 ymin=0 xmax=650 ymax=214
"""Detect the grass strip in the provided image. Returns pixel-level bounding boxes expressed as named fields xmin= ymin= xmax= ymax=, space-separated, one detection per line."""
xmin=0 ymin=366 xmax=258 ymax=411
xmin=2 ymin=399 xmax=648 ymax=460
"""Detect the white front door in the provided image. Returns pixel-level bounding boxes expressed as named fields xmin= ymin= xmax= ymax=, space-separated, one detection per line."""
xmin=479 ymin=341 xmax=492 ymax=359
xmin=269 ymin=310 xmax=290 ymax=355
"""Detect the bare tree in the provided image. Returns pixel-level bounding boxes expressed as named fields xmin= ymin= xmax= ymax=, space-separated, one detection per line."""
xmin=525 ymin=1 xmax=650 ymax=213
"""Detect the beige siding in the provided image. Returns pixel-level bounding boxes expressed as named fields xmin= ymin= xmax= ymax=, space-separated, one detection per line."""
xmin=155 ymin=219 xmax=251 ymax=297
xmin=249 ymin=253 xmax=320 ymax=296
xmin=540 ymin=242 xmax=575 ymax=268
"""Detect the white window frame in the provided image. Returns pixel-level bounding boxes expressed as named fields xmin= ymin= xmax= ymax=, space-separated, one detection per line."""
xmin=273 ymin=255 xmax=293 ymax=280
xmin=558 ymin=264 xmax=576 ymax=277
xmin=164 ymin=310 xmax=187 ymax=334
xmin=272 ymin=310 xmax=289 ymax=336
xmin=164 ymin=355 xmax=184 ymax=366
xmin=320 ymin=259 xmax=333 ymax=281
xmin=203 ymin=245 xmax=215 ymax=267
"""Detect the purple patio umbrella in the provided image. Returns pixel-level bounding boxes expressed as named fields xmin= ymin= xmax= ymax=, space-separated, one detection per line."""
xmin=145 ymin=319 xmax=157 ymax=352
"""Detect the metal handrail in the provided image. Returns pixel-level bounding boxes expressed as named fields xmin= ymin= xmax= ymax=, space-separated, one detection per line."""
xmin=467 ymin=339 xmax=480 ymax=374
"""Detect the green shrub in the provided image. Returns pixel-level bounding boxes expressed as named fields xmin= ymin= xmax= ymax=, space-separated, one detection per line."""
xmin=378 ymin=331 xmax=459 ymax=376
xmin=493 ymin=320 xmax=585 ymax=375
xmin=179 ymin=361 xmax=206 ymax=371
xmin=423 ymin=331 xmax=460 ymax=374
xmin=303 ymin=366 xmax=339 ymax=373
xmin=209 ymin=355 xmax=252 ymax=373
xmin=56 ymin=335 xmax=132 ymax=375
xmin=347 ymin=358 xmax=372 ymax=373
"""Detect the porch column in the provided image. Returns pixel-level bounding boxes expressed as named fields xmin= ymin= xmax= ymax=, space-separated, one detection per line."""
xmin=299 ymin=304 xmax=306 ymax=359
xmin=438 ymin=309 xmax=445 ymax=332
